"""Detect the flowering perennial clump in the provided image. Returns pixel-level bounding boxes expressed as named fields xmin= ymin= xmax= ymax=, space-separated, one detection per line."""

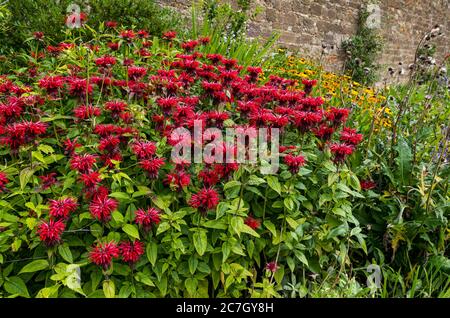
xmin=0 ymin=26 xmax=366 ymax=298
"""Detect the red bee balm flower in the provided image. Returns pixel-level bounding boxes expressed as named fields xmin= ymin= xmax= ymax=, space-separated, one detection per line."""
xmin=49 ymin=198 xmax=78 ymax=219
xmin=244 ymin=215 xmax=261 ymax=230
xmin=284 ymin=154 xmax=306 ymax=174
xmin=0 ymin=172 xmax=9 ymax=192
xmin=135 ymin=207 xmax=161 ymax=232
xmin=128 ymin=66 xmax=147 ymax=80
xmin=139 ymin=157 xmax=165 ymax=178
xmin=266 ymin=261 xmax=279 ymax=273
xmin=119 ymin=241 xmax=145 ymax=264
xmin=340 ymin=127 xmax=363 ymax=146
xmin=90 ymin=242 xmax=120 ymax=269
xmin=189 ymin=188 xmax=220 ymax=215
xmin=39 ymin=173 xmax=58 ymax=190
xmin=105 ymin=21 xmax=117 ymax=28
xmin=162 ymin=31 xmax=177 ymax=40
xmin=70 ymin=154 xmax=97 ymax=173
xmin=360 ymin=180 xmax=377 ymax=190
xmin=330 ymin=143 xmax=354 ymax=163
xmin=165 ymin=171 xmax=191 ymax=191
xmin=302 ymin=79 xmax=317 ymax=95
xmin=37 ymin=219 xmax=65 ymax=246
xmin=89 ymin=196 xmax=118 ymax=222
xmin=131 ymin=141 xmax=157 ymax=159
xmin=79 ymin=171 xmax=101 ymax=188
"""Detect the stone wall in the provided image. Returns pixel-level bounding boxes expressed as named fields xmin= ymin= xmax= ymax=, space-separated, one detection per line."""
xmin=159 ymin=0 xmax=449 ymax=74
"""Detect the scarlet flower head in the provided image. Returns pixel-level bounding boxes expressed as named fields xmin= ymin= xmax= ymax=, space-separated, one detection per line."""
xmin=189 ymin=188 xmax=220 ymax=215
xmin=89 ymin=195 xmax=118 ymax=222
xmin=90 ymin=242 xmax=120 ymax=270
xmin=139 ymin=157 xmax=165 ymax=178
xmin=0 ymin=172 xmax=9 ymax=192
xmin=266 ymin=261 xmax=279 ymax=273
xmin=67 ymin=77 xmax=93 ymax=97
xmin=73 ymin=104 xmax=102 ymax=120
xmin=330 ymin=143 xmax=354 ymax=163
xmin=70 ymin=154 xmax=97 ymax=173
xmin=105 ymin=21 xmax=118 ymax=28
xmin=63 ymin=138 xmax=82 ymax=155
xmin=131 ymin=140 xmax=157 ymax=159
xmin=119 ymin=240 xmax=145 ymax=264
xmin=181 ymin=40 xmax=199 ymax=52
xmin=1 ymin=121 xmax=48 ymax=150
xmin=79 ymin=171 xmax=102 ymax=188
xmin=360 ymin=180 xmax=377 ymax=190
xmin=313 ymin=124 xmax=335 ymax=141
xmin=245 ymin=215 xmax=261 ymax=230
xmin=39 ymin=173 xmax=58 ymax=190
xmin=37 ymin=219 xmax=65 ymax=246
xmin=119 ymin=30 xmax=136 ymax=42
xmin=162 ymin=31 xmax=177 ymax=40
xmin=33 ymin=32 xmax=44 ymax=40
xmin=340 ymin=127 xmax=363 ymax=146
xmin=95 ymin=55 xmax=117 ymax=68
xmin=128 ymin=66 xmax=147 ymax=80
xmin=284 ymin=154 xmax=306 ymax=174
xmin=98 ymin=135 xmax=121 ymax=153
xmin=49 ymin=197 xmax=78 ymax=219
xmin=164 ymin=171 xmax=191 ymax=191
xmin=326 ymin=107 xmax=350 ymax=127
xmin=137 ymin=29 xmax=149 ymax=38
xmin=302 ymin=79 xmax=318 ymax=95
xmin=135 ymin=207 xmax=161 ymax=232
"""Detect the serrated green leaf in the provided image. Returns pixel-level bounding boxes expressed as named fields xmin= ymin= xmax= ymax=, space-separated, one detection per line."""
xmin=19 ymin=260 xmax=49 ymax=274
xmin=58 ymin=244 xmax=73 ymax=263
xmin=146 ymin=242 xmax=157 ymax=266
xmin=193 ymin=231 xmax=207 ymax=256
xmin=4 ymin=277 xmax=30 ymax=297
xmin=122 ymin=224 xmax=140 ymax=239
xmin=103 ymin=280 xmax=115 ymax=298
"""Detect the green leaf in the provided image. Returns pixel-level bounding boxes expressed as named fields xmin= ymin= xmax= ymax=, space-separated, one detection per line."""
xmin=109 ymin=192 xmax=130 ymax=200
xmin=122 ymin=224 xmax=140 ymax=240
xmin=395 ymin=137 xmax=412 ymax=186
xmin=4 ymin=277 xmax=30 ymax=297
xmin=58 ymin=244 xmax=73 ymax=263
xmin=103 ymin=280 xmax=115 ymax=298
xmin=223 ymin=180 xmax=241 ymax=190
xmin=263 ymin=220 xmax=277 ymax=237
xmin=247 ymin=175 xmax=266 ymax=186
xmin=294 ymin=250 xmax=309 ymax=266
xmin=111 ymin=211 xmax=124 ymax=224
xmin=19 ymin=260 xmax=49 ymax=274
xmin=36 ymin=285 xmax=60 ymax=298
xmin=203 ymin=219 xmax=227 ymax=230
xmin=38 ymin=144 xmax=55 ymax=154
xmin=231 ymin=217 xmax=244 ymax=237
xmin=134 ymin=272 xmax=155 ymax=287
xmin=284 ymin=197 xmax=295 ymax=211
xmin=193 ymin=231 xmax=207 ymax=256
xmin=327 ymin=225 xmax=348 ymax=239
xmin=188 ymin=256 xmax=198 ymax=275
xmin=19 ymin=167 xmax=34 ymax=190
xmin=146 ymin=242 xmax=158 ymax=266
xmin=32 ymin=151 xmax=46 ymax=164
xmin=266 ymin=175 xmax=281 ymax=195
xmin=185 ymin=278 xmax=198 ymax=296
xmin=156 ymin=221 xmax=170 ymax=235
xmin=240 ymin=224 xmax=260 ymax=238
